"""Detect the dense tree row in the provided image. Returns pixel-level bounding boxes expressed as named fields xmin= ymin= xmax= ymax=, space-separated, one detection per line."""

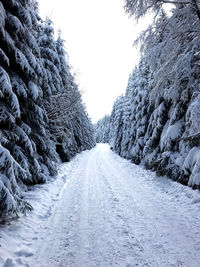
xmin=0 ymin=0 xmax=95 ymax=215
xmin=94 ymin=115 xmax=111 ymax=143
xmin=96 ymin=1 xmax=200 ymax=189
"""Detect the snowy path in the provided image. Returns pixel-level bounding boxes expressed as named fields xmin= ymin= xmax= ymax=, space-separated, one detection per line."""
xmin=1 ymin=144 xmax=200 ymax=266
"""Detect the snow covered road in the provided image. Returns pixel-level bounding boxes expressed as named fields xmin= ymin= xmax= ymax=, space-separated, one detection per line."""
xmin=1 ymin=144 xmax=200 ymax=266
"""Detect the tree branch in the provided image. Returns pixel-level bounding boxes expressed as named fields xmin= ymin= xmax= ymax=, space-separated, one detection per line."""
xmin=190 ymin=0 xmax=200 ymax=20
xmin=162 ymin=0 xmax=190 ymax=4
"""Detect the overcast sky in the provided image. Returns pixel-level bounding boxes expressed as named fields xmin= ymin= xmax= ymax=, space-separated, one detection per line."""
xmin=38 ymin=0 xmax=147 ymax=122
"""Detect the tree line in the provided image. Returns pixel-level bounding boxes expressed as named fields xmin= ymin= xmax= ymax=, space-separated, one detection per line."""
xmin=95 ymin=0 xmax=200 ymax=189
xmin=0 ymin=0 xmax=95 ymax=216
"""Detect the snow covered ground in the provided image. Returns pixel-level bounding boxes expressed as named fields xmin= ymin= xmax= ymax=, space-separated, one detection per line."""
xmin=1 ymin=143 xmax=200 ymax=267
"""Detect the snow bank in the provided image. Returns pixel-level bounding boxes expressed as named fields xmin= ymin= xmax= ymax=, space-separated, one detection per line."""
xmin=0 ymin=157 xmax=78 ymax=266
xmin=183 ymin=147 xmax=200 ymax=187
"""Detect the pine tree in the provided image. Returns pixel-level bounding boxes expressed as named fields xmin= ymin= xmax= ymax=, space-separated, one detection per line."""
xmin=0 ymin=0 xmax=95 ymax=215
xmin=110 ymin=3 xmax=200 ymax=188
xmin=109 ymin=96 xmax=124 ymax=155
xmin=46 ymin=35 xmax=95 ymax=162
xmin=95 ymin=115 xmax=111 ymax=143
xmin=0 ymin=0 xmax=46 ymax=213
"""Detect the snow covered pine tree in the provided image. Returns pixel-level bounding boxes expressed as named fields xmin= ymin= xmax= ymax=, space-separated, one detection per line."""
xmin=0 ymin=0 xmax=95 ymax=216
xmin=94 ymin=115 xmax=111 ymax=143
xmin=105 ymin=0 xmax=200 ymax=188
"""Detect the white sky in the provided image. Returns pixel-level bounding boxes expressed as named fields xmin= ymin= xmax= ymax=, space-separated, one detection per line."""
xmin=38 ymin=0 xmax=147 ymax=123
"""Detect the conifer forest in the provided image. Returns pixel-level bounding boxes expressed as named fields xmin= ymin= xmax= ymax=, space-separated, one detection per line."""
xmin=1 ymin=0 xmax=200 ymax=266
xmin=95 ymin=0 xmax=200 ymax=190
xmin=0 ymin=0 xmax=95 ymax=215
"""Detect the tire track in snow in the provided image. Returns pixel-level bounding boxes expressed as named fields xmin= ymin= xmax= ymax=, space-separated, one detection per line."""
xmin=95 ymin=149 xmax=154 ymax=266
xmin=75 ymin=148 xmax=96 ymax=266
xmin=16 ymin=144 xmax=200 ymax=267
xmin=97 ymin=145 xmax=200 ymax=267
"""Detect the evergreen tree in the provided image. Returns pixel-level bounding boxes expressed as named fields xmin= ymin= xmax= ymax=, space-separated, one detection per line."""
xmin=46 ymin=35 xmax=95 ymax=162
xmin=95 ymin=115 xmax=111 ymax=143
xmin=109 ymin=96 xmax=124 ymax=154
xmin=110 ymin=4 xmax=200 ymax=188
xmin=0 ymin=0 xmax=95 ymax=215
xmin=0 ymin=0 xmax=52 ymax=214
xmin=124 ymin=0 xmax=200 ymax=21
